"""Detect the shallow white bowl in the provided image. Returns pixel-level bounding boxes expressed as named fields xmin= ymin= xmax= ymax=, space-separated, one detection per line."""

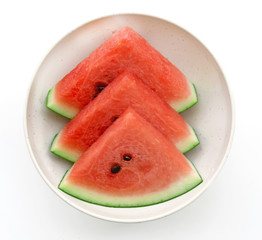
xmin=24 ymin=14 xmax=234 ymax=223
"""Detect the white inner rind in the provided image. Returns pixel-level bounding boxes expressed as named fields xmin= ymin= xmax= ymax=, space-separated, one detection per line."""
xmin=58 ymin=159 xmax=203 ymax=207
xmin=170 ymin=83 xmax=198 ymax=112
xmin=50 ymin=133 xmax=81 ymax=162
xmin=175 ymin=125 xmax=199 ymax=153
xmin=46 ymin=87 xmax=78 ymax=119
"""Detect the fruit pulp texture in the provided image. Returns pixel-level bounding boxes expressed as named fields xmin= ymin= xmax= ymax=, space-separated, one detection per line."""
xmin=54 ymin=72 xmax=196 ymax=161
xmin=53 ymin=26 xmax=192 ymax=115
xmin=65 ymin=108 xmax=200 ymax=196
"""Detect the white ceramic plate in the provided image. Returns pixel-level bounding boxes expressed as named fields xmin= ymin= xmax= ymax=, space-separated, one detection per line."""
xmin=24 ymin=14 xmax=234 ymax=223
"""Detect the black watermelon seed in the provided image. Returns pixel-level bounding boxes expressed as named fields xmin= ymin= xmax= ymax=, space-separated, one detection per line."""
xmin=94 ymin=83 xmax=107 ymax=98
xmin=123 ymin=155 xmax=132 ymax=161
xmin=112 ymin=116 xmax=119 ymax=122
xmin=97 ymin=85 xmax=106 ymax=92
xmin=111 ymin=165 xmax=121 ymax=174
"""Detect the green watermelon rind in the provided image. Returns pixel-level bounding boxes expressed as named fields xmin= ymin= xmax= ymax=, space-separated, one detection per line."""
xmin=50 ymin=126 xmax=200 ymax=163
xmin=175 ymin=125 xmax=199 ymax=154
xmin=181 ymin=127 xmax=200 ymax=154
xmin=46 ymin=88 xmax=75 ymax=119
xmin=58 ymin=159 xmax=203 ymax=208
xmin=173 ymin=83 xmax=198 ymax=113
xmin=50 ymin=134 xmax=80 ymax=163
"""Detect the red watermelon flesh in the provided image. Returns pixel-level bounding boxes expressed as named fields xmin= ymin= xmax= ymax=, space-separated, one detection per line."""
xmin=51 ymin=72 xmax=199 ymax=162
xmin=58 ymin=108 xmax=202 ymax=207
xmin=47 ymin=26 xmax=197 ymax=119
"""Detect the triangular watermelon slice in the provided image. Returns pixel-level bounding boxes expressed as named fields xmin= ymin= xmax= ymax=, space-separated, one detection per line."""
xmin=51 ymin=72 xmax=199 ymax=162
xmin=59 ymin=108 xmax=202 ymax=207
xmin=47 ymin=26 xmax=197 ymax=119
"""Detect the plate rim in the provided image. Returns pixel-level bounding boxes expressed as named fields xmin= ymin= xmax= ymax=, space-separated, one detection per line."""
xmin=23 ymin=13 xmax=235 ymax=223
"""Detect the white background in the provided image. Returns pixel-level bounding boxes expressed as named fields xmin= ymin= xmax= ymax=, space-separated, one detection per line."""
xmin=1 ymin=0 xmax=261 ymax=239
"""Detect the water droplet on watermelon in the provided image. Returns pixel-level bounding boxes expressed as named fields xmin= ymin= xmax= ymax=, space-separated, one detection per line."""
xmin=111 ymin=165 xmax=121 ymax=174
xmin=123 ymin=155 xmax=132 ymax=161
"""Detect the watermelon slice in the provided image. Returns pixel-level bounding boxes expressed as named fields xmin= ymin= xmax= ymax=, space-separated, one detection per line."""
xmin=51 ymin=72 xmax=199 ymax=162
xmin=58 ymin=108 xmax=202 ymax=207
xmin=47 ymin=26 xmax=198 ymax=119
